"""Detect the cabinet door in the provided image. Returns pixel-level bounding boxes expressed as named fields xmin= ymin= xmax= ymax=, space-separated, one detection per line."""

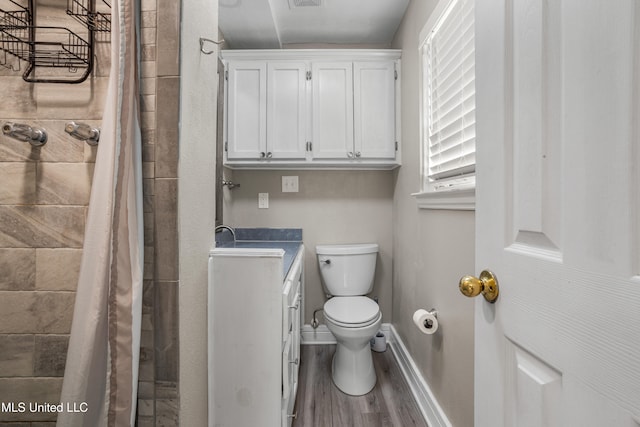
xmin=311 ymin=61 xmax=354 ymax=159
xmin=226 ymin=61 xmax=267 ymax=159
xmin=267 ymin=62 xmax=309 ymax=159
xmin=354 ymin=61 xmax=396 ymax=159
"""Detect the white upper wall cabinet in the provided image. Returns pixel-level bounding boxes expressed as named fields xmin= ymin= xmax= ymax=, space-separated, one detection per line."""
xmin=226 ymin=61 xmax=307 ymax=160
xmin=267 ymin=62 xmax=308 ymax=160
xmin=226 ymin=61 xmax=267 ymax=160
xmin=221 ymin=50 xmax=401 ymax=169
xmin=354 ymin=61 xmax=396 ymax=159
xmin=311 ymin=61 xmax=355 ymax=159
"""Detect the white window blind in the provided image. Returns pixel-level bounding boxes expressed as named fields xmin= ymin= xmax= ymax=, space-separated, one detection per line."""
xmin=423 ymin=0 xmax=475 ymax=190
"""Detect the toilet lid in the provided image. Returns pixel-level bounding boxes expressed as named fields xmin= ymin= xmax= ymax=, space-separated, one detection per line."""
xmin=324 ymin=297 xmax=380 ymax=325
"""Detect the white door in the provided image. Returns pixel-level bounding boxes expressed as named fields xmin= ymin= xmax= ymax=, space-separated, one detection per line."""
xmin=267 ymin=62 xmax=309 ymax=160
xmin=353 ymin=61 xmax=397 ymax=159
xmin=474 ymin=1 xmax=640 ymax=426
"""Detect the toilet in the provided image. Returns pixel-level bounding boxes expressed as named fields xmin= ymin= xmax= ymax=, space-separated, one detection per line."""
xmin=316 ymin=243 xmax=382 ymax=395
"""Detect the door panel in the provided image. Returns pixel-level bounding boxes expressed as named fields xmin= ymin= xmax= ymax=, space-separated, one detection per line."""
xmin=509 ymin=0 xmax=562 ymax=256
xmin=505 ymin=341 xmax=562 ymax=427
xmin=475 ymin=0 xmax=640 ymax=426
xmin=267 ymin=62 xmax=308 ymax=159
xmin=226 ymin=61 xmax=267 ymax=159
xmin=354 ymin=61 xmax=396 ymax=159
xmin=311 ymin=61 xmax=354 ymax=159
xmin=561 ymin=1 xmax=639 ymax=276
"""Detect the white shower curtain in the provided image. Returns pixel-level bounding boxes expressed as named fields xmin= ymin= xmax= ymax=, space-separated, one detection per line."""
xmin=57 ymin=0 xmax=143 ymax=425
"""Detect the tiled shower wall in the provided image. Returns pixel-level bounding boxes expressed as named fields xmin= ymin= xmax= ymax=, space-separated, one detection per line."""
xmin=0 ymin=0 xmax=181 ymax=425
xmin=138 ymin=0 xmax=182 ymax=425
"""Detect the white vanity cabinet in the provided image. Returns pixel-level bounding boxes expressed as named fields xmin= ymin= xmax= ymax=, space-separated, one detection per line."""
xmin=281 ymin=254 xmax=302 ymax=425
xmin=208 ymin=245 xmax=304 ymax=427
xmin=221 ymin=50 xmax=401 ymax=169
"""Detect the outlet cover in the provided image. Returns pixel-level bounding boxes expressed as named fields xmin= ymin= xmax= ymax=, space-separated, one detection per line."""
xmin=258 ymin=193 xmax=269 ymax=208
xmin=282 ymin=176 xmax=299 ymax=193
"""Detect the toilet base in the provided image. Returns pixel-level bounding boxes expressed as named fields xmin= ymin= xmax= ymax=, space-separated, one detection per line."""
xmin=331 ymin=343 xmax=377 ymax=395
xmin=326 ymin=314 xmax=382 ymax=396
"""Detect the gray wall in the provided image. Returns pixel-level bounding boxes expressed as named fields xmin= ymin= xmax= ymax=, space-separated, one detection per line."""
xmin=224 ymin=170 xmax=394 ymax=324
xmin=178 ymin=0 xmax=219 ymax=424
xmin=391 ymin=1 xmax=476 ymax=426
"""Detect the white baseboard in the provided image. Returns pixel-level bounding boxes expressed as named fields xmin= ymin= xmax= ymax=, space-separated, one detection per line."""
xmin=387 ymin=325 xmax=452 ymax=427
xmin=301 ymin=324 xmax=336 ymax=344
xmin=301 ymin=323 xmax=393 ymax=345
xmin=301 ymin=322 xmax=451 ymax=427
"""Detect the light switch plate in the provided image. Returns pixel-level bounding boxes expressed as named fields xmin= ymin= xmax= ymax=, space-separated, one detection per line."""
xmin=282 ymin=176 xmax=299 ymax=193
xmin=258 ymin=193 xmax=269 ymax=208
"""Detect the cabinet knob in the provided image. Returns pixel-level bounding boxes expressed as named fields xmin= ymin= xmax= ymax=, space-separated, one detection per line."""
xmin=260 ymin=152 xmax=266 ymax=158
xmin=347 ymin=151 xmax=354 ymax=158
xmin=266 ymin=152 xmax=273 ymax=158
xmin=355 ymin=151 xmax=361 ymax=157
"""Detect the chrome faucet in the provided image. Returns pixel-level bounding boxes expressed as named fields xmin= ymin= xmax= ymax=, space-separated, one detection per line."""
xmin=65 ymin=121 xmax=100 ymax=146
xmin=2 ymin=122 xmax=47 ymax=147
xmin=214 ymin=225 xmax=236 ymax=242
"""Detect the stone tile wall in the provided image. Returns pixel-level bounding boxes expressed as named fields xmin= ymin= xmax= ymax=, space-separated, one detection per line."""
xmin=149 ymin=0 xmax=181 ymax=424
xmin=0 ymin=0 xmax=181 ymax=425
xmin=137 ymin=0 xmax=181 ymax=425
xmin=0 ymin=3 xmax=105 ymax=424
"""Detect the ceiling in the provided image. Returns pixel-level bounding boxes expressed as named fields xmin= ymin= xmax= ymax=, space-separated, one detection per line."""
xmin=219 ymin=0 xmax=410 ymax=49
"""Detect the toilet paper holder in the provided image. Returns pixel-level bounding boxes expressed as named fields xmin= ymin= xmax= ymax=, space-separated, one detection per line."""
xmin=422 ymin=309 xmax=438 ymax=329
xmin=413 ymin=308 xmax=439 ymax=335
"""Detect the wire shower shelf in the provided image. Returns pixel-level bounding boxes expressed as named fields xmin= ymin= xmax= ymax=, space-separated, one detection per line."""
xmin=66 ymin=0 xmax=111 ymax=33
xmin=0 ymin=0 xmax=110 ymax=83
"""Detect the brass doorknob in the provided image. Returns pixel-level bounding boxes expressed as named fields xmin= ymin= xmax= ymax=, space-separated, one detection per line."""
xmin=459 ymin=270 xmax=499 ymax=303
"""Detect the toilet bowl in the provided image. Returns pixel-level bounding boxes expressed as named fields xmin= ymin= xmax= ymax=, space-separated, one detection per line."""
xmin=316 ymin=243 xmax=381 ymax=396
xmin=324 ymin=296 xmax=382 ymax=395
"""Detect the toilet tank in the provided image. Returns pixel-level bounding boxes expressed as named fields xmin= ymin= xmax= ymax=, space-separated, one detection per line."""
xmin=316 ymin=243 xmax=378 ymax=296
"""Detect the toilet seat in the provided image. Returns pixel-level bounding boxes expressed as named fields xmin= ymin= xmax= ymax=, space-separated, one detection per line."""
xmin=324 ymin=296 xmax=381 ymax=328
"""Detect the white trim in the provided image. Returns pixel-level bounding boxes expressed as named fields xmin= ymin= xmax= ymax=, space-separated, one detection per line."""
xmin=301 ymin=323 xmax=451 ymax=427
xmin=419 ymin=0 xmax=458 ymax=45
xmin=223 ymin=160 xmax=400 ymax=170
xmin=221 ymin=49 xmax=401 ymax=61
xmin=413 ymin=187 xmax=475 ymax=210
xmin=387 ymin=325 xmax=452 ymax=427
xmin=209 ymin=247 xmax=285 ymax=257
xmin=301 ymin=324 xmax=336 ymax=344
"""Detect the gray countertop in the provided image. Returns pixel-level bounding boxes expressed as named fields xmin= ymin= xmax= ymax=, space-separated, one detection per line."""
xmin=214 ymin=228 xmax=303 ymax=278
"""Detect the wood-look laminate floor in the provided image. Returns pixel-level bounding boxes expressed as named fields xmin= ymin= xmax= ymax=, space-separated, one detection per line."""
xmin=293 ymin=345 xmax=428 ymax=427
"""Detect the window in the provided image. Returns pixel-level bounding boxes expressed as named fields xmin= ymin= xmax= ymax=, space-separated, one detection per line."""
xmin=415 ymin=0 xmax=475 ymax=210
